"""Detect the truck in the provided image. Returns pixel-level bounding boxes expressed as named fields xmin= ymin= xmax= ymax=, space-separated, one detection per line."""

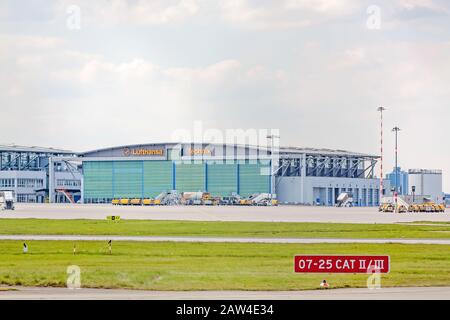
xmin=0 ymin=191 xmax=15 ymax=210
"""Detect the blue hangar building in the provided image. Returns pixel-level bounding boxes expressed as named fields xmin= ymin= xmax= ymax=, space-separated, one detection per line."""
xmin=43 ymin=142 xmax=387 ymax=206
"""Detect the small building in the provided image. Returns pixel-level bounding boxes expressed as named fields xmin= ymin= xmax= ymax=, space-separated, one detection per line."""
xmin=386 ymin=167 xmax=409 ymax=195
xmin=408 ymin=169 xmax=443 ymax=204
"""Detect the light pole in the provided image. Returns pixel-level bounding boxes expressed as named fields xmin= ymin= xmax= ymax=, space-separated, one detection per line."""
xmin=392 ymin=126 xmax=401 ymax=212
xmin=266 ymin=134 xmax=280 ymax=196
xmin=377 ymin=106 xmax=386 ymax=205
xmin=392 ymin=126 xmax=401 ymax=194
xmin=266 ymin=134 xmax=280 ymax=157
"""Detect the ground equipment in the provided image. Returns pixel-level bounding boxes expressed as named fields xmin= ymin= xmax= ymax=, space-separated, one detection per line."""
xmin=0 ymin=191 xmax=15 ymax=210
xmin=335 ymin=193 xmax=353 ymax=207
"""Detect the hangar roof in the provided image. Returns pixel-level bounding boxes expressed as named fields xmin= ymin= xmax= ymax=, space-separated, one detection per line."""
xmin=279 ymin=146 xmax=378 ymax=158
xmin=0 ymin=144 xmax=74 ymax=155
xmin=79 ymin=142 xmax=378 ymax=159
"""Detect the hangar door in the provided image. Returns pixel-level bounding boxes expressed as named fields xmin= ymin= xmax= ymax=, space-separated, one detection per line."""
xmin=207 ymin=163 xmax=238 ymax=196
xmin=83 ymin=160 xmax=271 ymax=202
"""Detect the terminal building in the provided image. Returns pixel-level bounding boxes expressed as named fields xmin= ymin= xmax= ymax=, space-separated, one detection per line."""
xmin=0 ymin=145 xmax=82 ymax=203
xmin=1 ymin=142 xmax=388 ymax=206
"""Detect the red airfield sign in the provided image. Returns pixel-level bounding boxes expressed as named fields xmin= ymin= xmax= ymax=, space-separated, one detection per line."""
xmin=294 ymin=255 xmax=390 ymax=273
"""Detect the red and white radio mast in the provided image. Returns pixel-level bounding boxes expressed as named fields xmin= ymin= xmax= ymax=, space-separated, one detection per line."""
xmin=377 ymin=106 xmax=386 ymax=205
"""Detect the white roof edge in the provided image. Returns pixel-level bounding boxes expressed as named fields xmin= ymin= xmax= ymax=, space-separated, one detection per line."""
xmin=79 ymin=142 xmax=378 ymax=158
xmin=0 ymin=144 xmax=75 ymax=154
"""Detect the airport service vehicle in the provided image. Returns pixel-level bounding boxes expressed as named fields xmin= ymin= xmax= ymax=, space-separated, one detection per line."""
xmin=143 ymin=199 xmax=161 ymax=205
xmin=249 ymin=193 xmax=278 ymax=206
xmin=110 ymin=191 xmax=277 ymax=206
xmin=220 ymin=195 xmax=241 ymax=205
xmin=379 ymin=203 xmax=408 ymax=213
xmin=409 ymin=202 xmax=445 ymax=213
xmin=237 ymin=193 xmax=278 ymax=206
xmin=157 ymin=191 xmax=181 ymax=205
xmin=112 ymin=198 xmax=161 ymax=206
xmin=380 ymin=196 xmax=446 ymax=213
xmin=335 ymin=193 xmax=353 ymax=207
xmin=119 ymin=198 xmax=130 ymax=205
xmin=379 ymin=203 xmax=395 ymax=213
xmin=0 ymin=191 xmax=15 ymax=210
xmin=130 ymin=198 xmax=142 ymax=206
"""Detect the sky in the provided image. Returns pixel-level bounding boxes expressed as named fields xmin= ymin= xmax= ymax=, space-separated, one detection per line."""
xmin=0 ymin=0 xmax=449 ymax=190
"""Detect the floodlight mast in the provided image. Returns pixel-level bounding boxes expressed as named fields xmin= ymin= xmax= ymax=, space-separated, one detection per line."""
xmin=266 ymin=134 xmax=280 ymax=152
xmin=267 ymin=134 xmax=280 ymax=194
xmin=392 ymin=126 xmax=401 ymax=213
xmin=392 ymin=126 xmax=401 ymax=194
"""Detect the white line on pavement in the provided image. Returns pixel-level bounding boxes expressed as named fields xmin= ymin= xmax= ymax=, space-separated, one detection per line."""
xmin=1 ymin=235 xmax=450 ymax=244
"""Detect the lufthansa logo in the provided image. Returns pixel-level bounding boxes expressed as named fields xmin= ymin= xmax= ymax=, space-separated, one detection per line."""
xmin=123 ymin=148 xmax=131 ymax=156
xmin=122 ymin=148 xmax=164 ymax=156
xmin=188 ymin=148 xmax=214 ymax=156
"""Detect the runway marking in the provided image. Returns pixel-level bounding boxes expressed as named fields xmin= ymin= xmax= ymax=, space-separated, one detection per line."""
xmin=1 ymin=235 xmax=450 ymax=245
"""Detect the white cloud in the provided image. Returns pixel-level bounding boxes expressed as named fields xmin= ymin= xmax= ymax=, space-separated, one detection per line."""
xmin=285 ymin=0 xmax=358 ymax=14
xmin=219 ymin=0 xmax=362 ymax=29
xmin=54 ymin=0 xmax=200 ymax=26
xmin=0 ymin=33 xmax=282 ymax=151
xmin=47 ymin=0 xmax=450 ymax=30
xmin=396 ymin=0 xmax=446 ymax=12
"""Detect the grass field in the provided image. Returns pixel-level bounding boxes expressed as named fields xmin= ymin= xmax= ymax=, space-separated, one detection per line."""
xmin=1 ymin=219 xmax=450 ymax=239
xmin=0 ymin=240 xmax=449 ymax=290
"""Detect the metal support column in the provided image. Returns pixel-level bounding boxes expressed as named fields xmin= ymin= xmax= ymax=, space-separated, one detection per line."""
xmin=48 ymin=157 xmax=54 ymax=203
xmin=300 ymin=154 xmax=306 ymax=204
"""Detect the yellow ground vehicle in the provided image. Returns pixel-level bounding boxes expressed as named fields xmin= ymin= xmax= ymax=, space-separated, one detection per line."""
xmin=420 ymin=202 xmax=436 ymax=212
xmin=409 ymin=202 xmax=446 ymax=213
xmin=430 ymin=203 xmax=445 ymax=212
xmin=142 ymin=199 xmax=153 ymax=206
xmin=154 ymin=199 xmax=161 ymax=205
xmin=119 ymin=198 xmax=130 ymax=205
xmin=112 ymin=199 xmax=120 ymax=205
xmin=239 ymin=199 xmax=252 ymax=205
xmin=130 ymin=198 xmax=142 ymax=205
xmin=379 ymin=203 xmax=394 ymax=212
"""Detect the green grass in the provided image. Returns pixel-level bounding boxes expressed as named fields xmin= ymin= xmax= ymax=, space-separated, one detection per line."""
xmin=0 ymin=241 xmax=449 ymax=290
xmin=408 ymin=221 xmax=450 ymax=225
xmin=1 ymin=219 xmax=450 ymax=239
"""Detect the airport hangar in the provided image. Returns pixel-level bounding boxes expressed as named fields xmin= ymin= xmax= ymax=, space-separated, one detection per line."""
xmin=0 ymin=143 xmax=386 ymax=206
xmin=47 ymin=143 xmax=384 ymax=206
